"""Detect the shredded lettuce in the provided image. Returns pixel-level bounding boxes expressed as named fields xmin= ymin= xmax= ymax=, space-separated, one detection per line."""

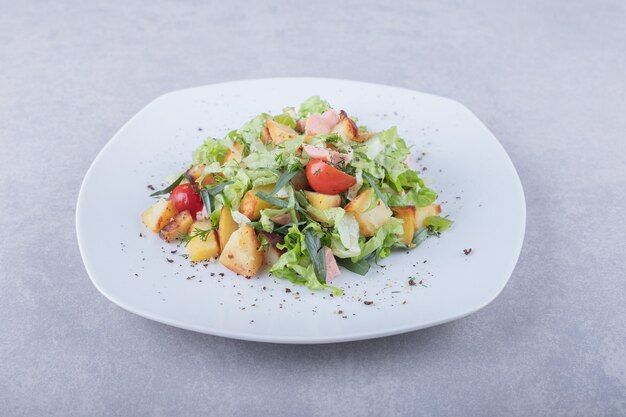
xmin=351 ymin=217 xmax=403 ymax=263
xmin=238 ymin=114 xmax=269 ymax=144
xmin=259 ymin=207 xmax=289 ymax=232
xmin=299 ymin=96 xmax=330 ymax=117
xmin=270 ymin=225 xmax=343 ymax=295
xmin=216 ymin=170 xmax=250 ymax=210
xmin=179 ymin=95 xmax=452 ymax=294
xmin=273 ymin=113 xmax=296 ymax=129
xmin=192 ymin=137 xmax=229 ymax=165
xmin=247 ymin=169 xmax=279 ymax=188
xmin=388 ymin=187 xmax=438 ymax=207
xmin=330 ymin=213 xmax=361 ymax=258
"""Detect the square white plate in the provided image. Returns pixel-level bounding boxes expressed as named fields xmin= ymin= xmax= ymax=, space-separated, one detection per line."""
xmin=76 ymin=78 xmax=525 ymax=343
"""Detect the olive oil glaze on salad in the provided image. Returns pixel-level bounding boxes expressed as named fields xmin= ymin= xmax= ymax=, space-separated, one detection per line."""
xmin=141 ymin=96 xmax=452 ymax=295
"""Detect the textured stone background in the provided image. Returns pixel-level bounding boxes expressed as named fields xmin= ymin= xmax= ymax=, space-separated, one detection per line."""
xmin=1 ymin=1 xmax=625 ymax=416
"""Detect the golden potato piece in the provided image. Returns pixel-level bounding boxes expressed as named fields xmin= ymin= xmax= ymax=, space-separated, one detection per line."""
xmin=303 ymin=190 xmax=341 ymax=223
xmin=185 ymin=164 xmax=219 ymax=186
xmin=223 ymin=142 xmax=244 ymax=165
xmin=219 ymin=225 xmax=263 ymax=277
xmin=266 ymin=118 xmax=298 ymax=145
xmin=218 ymin=206 xmax=239 ymax=250
xmin=354 ymin=130 xmax=375 ymax=143
xmin=304 ymin=190 xmax=341 ymax=211
xmin=187 ymin=220 xmax=220 ymax=262
xmin=392 ymin=206 xmax=417 ymax=247
xmin=239 ymin=185 xmax=275 ymax=221
xmin=159 ymin=210 xmax=194 ymax=242
xmin=345 ymin=188 xmax=392 ymax=237
xmin=141 ymin=198 xmax=178 ymax=233
xmin=415 ymin=204 xmax=442 ymax=229
xmin=261 ymin=127 xmax=271 ymax=144
xmin=331 ymin=111 xmax=358 ymax=141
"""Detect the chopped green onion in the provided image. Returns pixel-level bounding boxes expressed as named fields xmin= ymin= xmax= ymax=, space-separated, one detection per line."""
xmin=337 ymin=258 xmax=371 ymax=275
xmin=150 ymin=174 xmax=184 ymax=197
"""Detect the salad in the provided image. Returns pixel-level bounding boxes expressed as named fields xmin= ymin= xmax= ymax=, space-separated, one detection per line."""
xmin=141 ymin=96 xmax=452 ymax=294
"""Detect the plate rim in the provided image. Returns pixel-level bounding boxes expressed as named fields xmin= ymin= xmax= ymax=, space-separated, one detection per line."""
xmin=76 ymin=77 xmax=526 ymax=344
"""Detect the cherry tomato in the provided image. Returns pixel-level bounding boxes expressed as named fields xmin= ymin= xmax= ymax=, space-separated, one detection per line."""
xmin=305 ymin=159 xmax=356 ymax=194
xmin=170 ymin=183 xmax=203 ymax=218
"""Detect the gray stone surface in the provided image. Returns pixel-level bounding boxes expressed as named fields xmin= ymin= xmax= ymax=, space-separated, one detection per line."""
xmin=1 ymin=0 xmax=625 ymax=415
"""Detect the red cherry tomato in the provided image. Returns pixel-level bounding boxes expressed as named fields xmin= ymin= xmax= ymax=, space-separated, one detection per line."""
xmin=170 ymin=183 xmax=203 ymax=218
xmin=305 ymin=159 xmax=357 ymax=194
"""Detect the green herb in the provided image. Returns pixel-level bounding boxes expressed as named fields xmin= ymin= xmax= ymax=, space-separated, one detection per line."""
xmin=247 ymin=221 xmax=263 ymax=229
xmin=362 ymin=171 xmax=388 ymax=208
xmin=179 ymin=227 xmax=212 ymax=245
xmin=274 ymin=221 xmax=307 ymax=235
xmin=324 ymin=133 xmax=341 ymax=144
xmin=198 ymin=181 xmax=233 ymax=214
xmin=292 ymin=190 xmax=315 ymax=223
xmin=294 ymin=190 xmax=310 ymax=208
xmin=412 ymin=227 xmax=429 ymax=246
xmin=271 ymin=169 xmax=299 ymax=195
xmin=256 ymin=192 xmax=289 ymax=208
xmin=150 ymin=174 xmax=184 ymax=197
xmin=336 ymin=258 xmax=370 ymax=275
xmin=200 ymin=189 xmax=211 ymax=214
xmin=204 ymin=181 xmax=233 ymax=196
xmin=304 ymin=229 xmax=327 ymax=283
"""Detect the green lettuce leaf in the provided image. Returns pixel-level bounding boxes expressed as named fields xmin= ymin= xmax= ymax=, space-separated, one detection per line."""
xmin=424 ymin=216 xmax=454 ymax=232
xmin=215 ymin=170 xmax=251 ymax=210
xmin=270 ymin=224 xmax=343 ymax=295
xmin=299 ymin=96 xmax=330 ymax=117
xmin=246 ymin=169 xmax=278 ymax=188
xmin=273 ymin=114 xmax=296 ymax=129
xmin=351 ymin=217 xmax=403 ymax=262
xmin=259 ymin=207 xmax=290 ymax=232
xmin=192 ymin=138 xmax=229 ymax=165
xmin=330 ymin=213 xmax=361 ymax=258
xmin=388 ymin=187 xmax=438 ymax=207
xmin=238 ymin=114 xmax=269 ymax=144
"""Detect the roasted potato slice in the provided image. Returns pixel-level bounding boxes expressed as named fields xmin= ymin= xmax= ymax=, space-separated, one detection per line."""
xmin=141 ymin=198 xmax=178 ymax=233
xmin=185 ymin=164 xmax=219 ymax=186
xmin=266 ymin=118 xmax=298 ymax=145
xmin=345 ymin=188 xmax=392 ymax=237
xmin=304 ymin=190 xmax=341 ymax=211
xmin=187 ymin=220 xmax=220 ymax=262
xmin=331 ymin=111 xmax=358 ymax=141
xmin=218 ymin=206 xmax=239 ymax=250
xmin=239 ymin=185 xmax=275 ymax=221
xmin=415 ymin=204 xmax=442 ymax=229
xmin=354 ymin=130 xmax=375 ymax=143
xmin=261 ymin=127 xmax=271 ymax=144
xmin=223 ymin=142 xmax=244 ymax=165
xmin=392 ymin=206 xmax=417 ymax=247
xmin=184 ymin=164 xmax=204 ymax=182
xmin=159 ymin=210 xmax=194 ymax=242
xmin=219 ymin=225 xmax=263 ymax=277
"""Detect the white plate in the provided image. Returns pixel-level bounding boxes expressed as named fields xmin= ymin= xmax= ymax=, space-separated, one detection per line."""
xmin=76 ymin=78 xmax=525 ymax=344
